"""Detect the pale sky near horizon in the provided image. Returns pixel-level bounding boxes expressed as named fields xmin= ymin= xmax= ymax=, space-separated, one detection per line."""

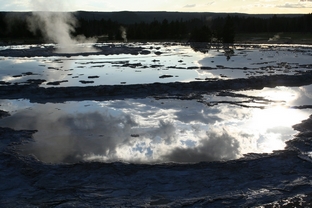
xmin=0 ymin=0 xmax=311 ymax=14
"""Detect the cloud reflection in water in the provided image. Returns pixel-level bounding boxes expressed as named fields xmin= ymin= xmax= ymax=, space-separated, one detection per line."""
xmin=0 ymin=85 xmax=311 ymax=164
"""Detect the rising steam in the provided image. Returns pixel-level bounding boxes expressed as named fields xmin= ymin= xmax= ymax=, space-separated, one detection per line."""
xmin=268 ymin=34 xmax=281 ymax=42
xmin=27 ymin=0 xmax=98 ymax=53
xmin=120 ymin=26 xmax=127 ymax=42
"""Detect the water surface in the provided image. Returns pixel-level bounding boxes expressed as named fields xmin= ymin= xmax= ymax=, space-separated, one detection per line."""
xmin=1 ymin=43 xmax=311 ymax=87
xmin=0 ymin=84 xmax=311 ymax=163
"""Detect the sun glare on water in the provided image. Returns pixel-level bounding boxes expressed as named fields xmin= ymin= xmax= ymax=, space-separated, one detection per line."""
xmin=259 ymin=86 xmax=299 ymax=103
xmin=247 ymin=88 xmax=307 ymax=153
xmin=252 ymin=106 xmax=304 ymax=130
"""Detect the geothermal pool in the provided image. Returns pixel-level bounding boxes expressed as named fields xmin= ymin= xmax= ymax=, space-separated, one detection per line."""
xmin=0 ymin=85 xmax=311 ymax=163
xmin=0 ymin=85 xmax=312 ymax=163
xmin=0 ymin=43 xmax=312 ymax=163
xmin=1 ymin=42 xmax=312 ymax=207
xmin=0 ymin=43 xmax=312 ymax=87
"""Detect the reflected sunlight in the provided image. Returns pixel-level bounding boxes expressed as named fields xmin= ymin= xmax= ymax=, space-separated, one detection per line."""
xmin=1 ymin=85 xmax=311 ymax=163
xmin=1 ymin=75 xmax=23 ymax=82
xmin=251 ymin=106 xmax=305 ymax=129
xmin=241 ymin=87 xmax=309 ymax=152
xmin=259 ymin=86 xmax=298 ymax=103
xmin=257 ymin=133 xmax=286 ymax=153
xmin=248 ymin=106 xmax=307 ymax=152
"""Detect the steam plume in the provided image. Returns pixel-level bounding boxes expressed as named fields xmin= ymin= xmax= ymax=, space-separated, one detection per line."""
xmin=268 ymin=34 xmax=280 ymax=42
xmin=120 ymin=26 xmax=127 ymax=42
xmin=27 ymin=0 xmax=98 ymax=53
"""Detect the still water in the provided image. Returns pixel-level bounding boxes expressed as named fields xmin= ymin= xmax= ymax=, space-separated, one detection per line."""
xmin=0 ymin=43 xmax=312 ymax=87
xmin=0 ymin=85 xmax=311 ymax=163
xmin=1 ymin=43 xmax=312 ymax=163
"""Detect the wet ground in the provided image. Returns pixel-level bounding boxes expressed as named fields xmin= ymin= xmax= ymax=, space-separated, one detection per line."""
xmin=1 ymin=42 xmax=312 ymax=207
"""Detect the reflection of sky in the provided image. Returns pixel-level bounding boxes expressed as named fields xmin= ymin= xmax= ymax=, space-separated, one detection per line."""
xmin=1 ymin=44 xmax=311 ymax=86
xmin=237 ymin=85 xmax=312 ymax=106
xmin=198 ymin=46 xmax=312 ymax=78
xmin=0 ymin=85 xmax=311 ymax=164
xmin=0 ymin=58 xmax=44 ymax=83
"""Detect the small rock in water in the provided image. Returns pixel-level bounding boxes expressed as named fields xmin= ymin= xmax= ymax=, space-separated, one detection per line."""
xmin=79 ymin=80 xmax=94 ymax=84
xmin=0 ymin=110 xmax=10 ymax=118
xmin=88 ymin=76 xmax=100 ymax=79
xmin=159 ymin=75 xmax=173 ymax=79
xmin=47 ymin=80 xmax=68 ymax=85
xmin=23 ymin=72 xmax=34 ymax=75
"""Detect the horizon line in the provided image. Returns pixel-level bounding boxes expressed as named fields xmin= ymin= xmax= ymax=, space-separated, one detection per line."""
xmin=0 ymin=10 xmax=310 ymax=15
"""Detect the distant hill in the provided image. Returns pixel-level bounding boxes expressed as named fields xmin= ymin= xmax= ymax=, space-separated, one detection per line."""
xmin=0 ymin=11 xmax=304 ymax=25
xmin=74 ymin=11 xmax=304 ymax=24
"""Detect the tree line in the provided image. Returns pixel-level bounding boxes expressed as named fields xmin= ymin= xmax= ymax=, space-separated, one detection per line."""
xmin=0 ymin=12 xmax=311 ymax=44
xmin=74 ymin=14 xmax=312 ymax=43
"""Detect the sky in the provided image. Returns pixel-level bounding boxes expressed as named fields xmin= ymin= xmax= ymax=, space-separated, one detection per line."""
xmin=0 ymin=0 xmax=311 ymax=14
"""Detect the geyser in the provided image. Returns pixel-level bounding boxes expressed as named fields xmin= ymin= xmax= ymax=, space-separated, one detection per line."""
xmin=27 ymin=0 xmax=98 ymax=53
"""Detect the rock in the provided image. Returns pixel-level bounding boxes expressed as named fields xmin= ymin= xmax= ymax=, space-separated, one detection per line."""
xmin=79 ymin=80 xmax=94 ymax=84
xmin=22 ymin=72 xmax=34 ymax=76
xmin=88 ymin=76 xmax=100 ymax=79
xmin=47 ymin=80 xmax=68 ymax=85
xmin=0 ymin=110 xmax=10 ymax=119
xmin=159 ymin=75 xmax=174 ymax=79
xmin=26 ymin=79 xmax=46 ymax=85
xmin=0 ymin=81 xmax=11 ymax=85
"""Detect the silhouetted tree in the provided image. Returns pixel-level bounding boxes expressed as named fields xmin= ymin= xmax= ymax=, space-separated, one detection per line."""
xmin=190 ymin=26 xmax=212 ymax=42
xmin=222 ymin=15 xmax=235 ymax=44
xmin=1 ymin=12 xmax=311 ymax=43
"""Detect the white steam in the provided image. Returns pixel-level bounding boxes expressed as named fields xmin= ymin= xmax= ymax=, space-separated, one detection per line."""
xmin=120 ymin=26 xmax=127 ymax=42
xmin=27 ymin=0 xmax=98 ymax=53
xmin=268 ymin=34 xmax=280 ymax=42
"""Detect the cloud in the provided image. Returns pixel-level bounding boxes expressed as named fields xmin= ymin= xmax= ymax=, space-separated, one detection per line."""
xmin=174 ymin=107 xmax=221 ymax=124
xmin=277 ymin=3 xmax=305 ymax=8
xmin=184 ymin=4 xmax=196 ymax=8
xmin=162 ymin=131 xmax=240 ymax=162
xmin=0 ymin=109 xmax=138 ymax=163
xmin=277 ymin=1 xmax=312 ymax=8
xmin=206 ymin=1 xmax=215 ymax=6
xmin=1 ymin=92 xmax=305 ymax=164
xmin=0 ymin=99 xmax=237 ymax=164
xmin=0 ymin=103 xmax=179 ymax=164
xmin=149 ymin=120 xmax=176 ymax=145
